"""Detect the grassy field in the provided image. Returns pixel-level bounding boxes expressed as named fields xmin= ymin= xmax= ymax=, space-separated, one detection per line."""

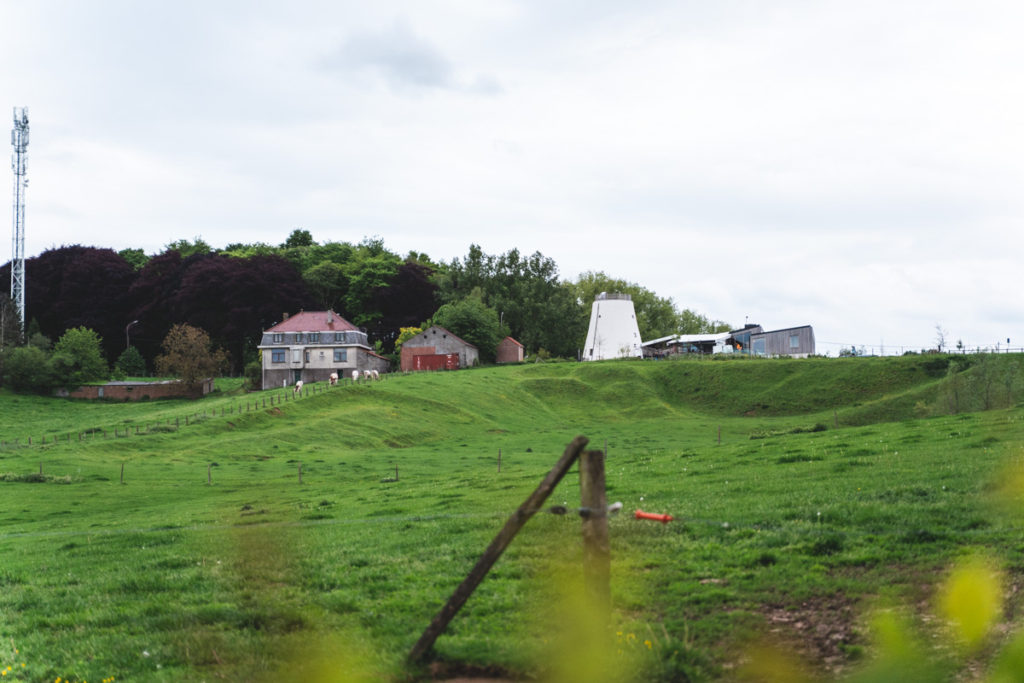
xmin=1 ymin=355 xmax=1022 ymax=681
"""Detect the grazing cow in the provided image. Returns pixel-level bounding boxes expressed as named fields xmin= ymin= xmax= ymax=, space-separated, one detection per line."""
xmin=351 ymin=370 xmax=360 ymax=383
xmin=371 ymin=369 xmax=380 ymax=380
xmin=294 ymin=380 xmax=303 ymax=394
xmin=329 ymin=372 xmax=338 ymax=386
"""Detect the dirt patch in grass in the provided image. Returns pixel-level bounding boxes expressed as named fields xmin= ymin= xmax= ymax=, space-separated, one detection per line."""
xmin=760 ymin=594 xmax=861 ymax=676
xmin=428 ymin=661 xmax=518 ymax=682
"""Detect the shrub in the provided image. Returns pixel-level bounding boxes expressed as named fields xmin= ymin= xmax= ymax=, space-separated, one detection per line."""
xmin=116 ymin=345 xmax=147 ymax=376
xmin=1 ymin=346 xmax=58 ymax=394
xmin=53 ymin=327 xmax=109 ymax=388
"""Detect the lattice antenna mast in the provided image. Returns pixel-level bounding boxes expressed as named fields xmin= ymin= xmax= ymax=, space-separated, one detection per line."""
xmin=11 ymin=107 xmax=28 ymax=331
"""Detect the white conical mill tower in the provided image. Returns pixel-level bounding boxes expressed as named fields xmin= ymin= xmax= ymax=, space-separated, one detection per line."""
xmin=582 ymin=292 xmax=642 ymax=361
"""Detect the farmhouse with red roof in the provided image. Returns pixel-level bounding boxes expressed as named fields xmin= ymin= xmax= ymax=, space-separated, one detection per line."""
xmin=258 ymin=310 xmax=389 ymax=389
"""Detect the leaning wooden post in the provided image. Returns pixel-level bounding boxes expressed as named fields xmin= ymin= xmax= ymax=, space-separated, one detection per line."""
xmin=120 ymin=462 xmax=125 ymax=485
xmin=580 ymin=449 xmax=611 ymax=621
xmin=408 ymin=435 xmax=589 ymax=663
xmin=207 ymin=464 xmax=212 ymax=485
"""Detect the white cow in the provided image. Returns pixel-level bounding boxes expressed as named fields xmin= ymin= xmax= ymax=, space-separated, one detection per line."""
xmin=294 ymin=380 xmax=303 ymax=394
xmin=371 ymin=369 xmax=380 ymax=380
xmin=351 ymin=370 xmax=360 ymax=383
xmin=329 ymin=372 xmax=338 ymax=386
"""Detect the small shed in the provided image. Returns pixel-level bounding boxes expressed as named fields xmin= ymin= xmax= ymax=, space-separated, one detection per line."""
xmin=496 ymin=337 xmax=524 ymax=363
xmin=400 ymin=325 xmax=479 ymax=371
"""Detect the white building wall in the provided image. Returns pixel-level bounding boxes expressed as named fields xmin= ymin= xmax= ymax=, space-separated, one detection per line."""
xmin=582 ymin=294 xmax=643 ymax=361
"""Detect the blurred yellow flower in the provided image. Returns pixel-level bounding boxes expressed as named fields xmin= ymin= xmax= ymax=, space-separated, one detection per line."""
xmin=939 ymin=556 xmax=1003 ymax=650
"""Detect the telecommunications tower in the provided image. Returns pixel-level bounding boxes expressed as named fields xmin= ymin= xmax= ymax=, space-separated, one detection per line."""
xmin=10 ymin=107 xmax=28 ymax=330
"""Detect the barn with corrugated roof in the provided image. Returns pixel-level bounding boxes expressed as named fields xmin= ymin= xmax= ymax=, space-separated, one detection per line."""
xmin=400 ymin=325 xmax=479 ymax=371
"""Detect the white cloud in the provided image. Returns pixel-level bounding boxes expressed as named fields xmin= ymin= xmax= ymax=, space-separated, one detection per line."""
xmin=1 ymin=0 xmax=1022 ymax=351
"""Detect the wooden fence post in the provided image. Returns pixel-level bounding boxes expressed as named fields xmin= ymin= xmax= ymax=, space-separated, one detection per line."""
xmin=497 ymin=448 xmax=501 ymax=473
xmin=207 ymin=463 xmax=212 ymax=485
xmin=298 ymin=462 xmax=303 ymax=484
xmin=120 ymin=462 xmax=125 ymax=485
xmin=408 ymin=435 xmax=589 ymax=663
xmin=580 ymin=449 xmax=611 ymax=621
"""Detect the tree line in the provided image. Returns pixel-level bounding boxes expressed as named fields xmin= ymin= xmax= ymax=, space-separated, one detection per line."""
xmin=0 ymin=230 xmax=730 ymax=381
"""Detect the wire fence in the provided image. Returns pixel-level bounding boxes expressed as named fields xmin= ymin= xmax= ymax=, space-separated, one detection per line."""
xmin=0 ymin=373 xmax=390 ymax=451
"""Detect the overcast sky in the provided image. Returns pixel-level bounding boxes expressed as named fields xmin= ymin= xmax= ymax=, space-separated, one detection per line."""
xmin=3 ymin=1 xmax=1023 ymax=354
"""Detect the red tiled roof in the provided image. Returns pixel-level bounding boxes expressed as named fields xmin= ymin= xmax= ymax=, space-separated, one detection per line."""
xmin=500 ymin=336 xmax=524 ymax=348
xmin=265 ymin=311 xmax=358 ymax=333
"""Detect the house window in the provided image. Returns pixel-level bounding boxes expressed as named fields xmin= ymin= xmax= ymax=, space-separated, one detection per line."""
xmin=271 ymin=349 xmax=285 ymax=363
xmin=272 ymin=333 xmax=283 ymax=344
xmin=334 ymin=332 xmax=345 ymax=342
xmin=334 ymin=348 xmax=347 ymax=363
xmin=753 ymin=338 xmax=766 ymax=356
xmin=295 ymin=333 xmax=304 ymax=343
xmin=304 ymin=350 xmax=310 ymax=362
xmin=789 ymin=334 xmax=800 ymax=349
xmin=292 ymin=349 xmax=302 ymax=363
xmin=309 ymin=333 xmax=319 ymax=343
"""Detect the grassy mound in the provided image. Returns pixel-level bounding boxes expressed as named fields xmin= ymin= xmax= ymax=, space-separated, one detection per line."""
xmin=0 ymin=356 xmax=1022 ymax=681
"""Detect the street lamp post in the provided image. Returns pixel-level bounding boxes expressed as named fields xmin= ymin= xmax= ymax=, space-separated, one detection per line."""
xmin=125 ymin=320 xmax=139 ymax=351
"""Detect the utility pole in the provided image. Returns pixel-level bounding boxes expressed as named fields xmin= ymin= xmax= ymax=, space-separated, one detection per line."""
xmin=11 ymin=107 xmax=29 ymax=332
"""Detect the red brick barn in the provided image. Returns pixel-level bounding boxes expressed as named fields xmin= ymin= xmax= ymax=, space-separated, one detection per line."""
xmin=495 ymin=336 xmax=524 ymax=363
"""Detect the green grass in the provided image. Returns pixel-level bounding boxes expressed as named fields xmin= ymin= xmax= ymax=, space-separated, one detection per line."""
xmin=0 ymin=356 xmax=1022 ymax=681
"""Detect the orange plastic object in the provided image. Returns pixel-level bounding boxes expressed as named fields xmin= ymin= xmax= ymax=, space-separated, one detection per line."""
xmin=634 ymin=509 xmax=673 ymax=523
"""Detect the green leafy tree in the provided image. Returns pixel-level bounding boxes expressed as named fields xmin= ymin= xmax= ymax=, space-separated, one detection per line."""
xmin=243 ymin=353 xmax=262 ymax=390
xmin=116 ymin=345 xmax=147 ymax=377
xmin=164 ymin=237 xmax=213 ymax=258
xmin=220 ymin=242 xmax=279 ymax=258
xmin=282 ymin=228 xmax=315 ymax=248
xmin=438 ymin=245 xmax=587 ymax=357
xmin=0 ymin=293 xmax=22 ymax=349
xmin=304 ymin=261 xmax=349 ymax=311
xmin=25 ymin=319 xmax=50 ymax=350
xmin=572 ymin=271 xmax=728 ymax=339
xmin=118 ymin=248 xmax=149 ymax=271
xmin=53 ymin=327 xmax=109 ymax=388
xmin=429 ymin=293 xmax=502 ymax=363
xmin=155 ymin=323 xmax=228 ymax=387
xmin=677 ymin=308 xmax=732 ymax=335
xmin=1 ymin=345 xmax=58 ymax=393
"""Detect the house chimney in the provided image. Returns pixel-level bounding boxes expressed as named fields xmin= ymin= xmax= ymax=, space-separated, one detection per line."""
xmin=327 ymin=310 xmax=334 ymax=324
xmin=283 ymin=312 xmax=290 ymax=321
